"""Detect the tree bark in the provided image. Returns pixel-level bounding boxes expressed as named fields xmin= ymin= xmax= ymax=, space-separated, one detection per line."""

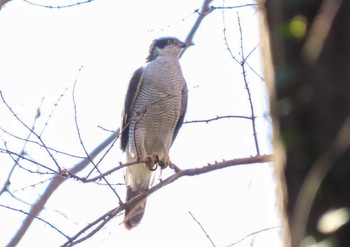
xmin=260 ymin=0 xmax=350 ymax=246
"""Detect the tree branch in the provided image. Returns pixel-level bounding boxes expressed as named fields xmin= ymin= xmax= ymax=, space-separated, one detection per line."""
xmin=22 ymin=0 xmax=94 ymax=9
xmin=6 ymin=129 xmax=119 ymax=247
xmin=0 ymin=0 xmax=12 ymax=9
xmin=189 ymin=211 xmax=216 ymax=247
xmin=180 ymin=0 xmax=214 ymax=57
xmin=1 ymin=91 xmax=62 ymax=171
xmin=60 ymin=154 xmax=273 ymax=246
xmin=0 ymin=203 xmax=69 ymax=240
xmin=222 ymin=10 xmax=261 ymax=155
xmin=0 ymin=101 xmax=43 ymax=195
xmin=236 ymin=14 xmax=261 ymax=155
xmin=225 ymin=226 xmax=280 ymax=247
xmin=184 ymin=115 xmax=252 ymax=124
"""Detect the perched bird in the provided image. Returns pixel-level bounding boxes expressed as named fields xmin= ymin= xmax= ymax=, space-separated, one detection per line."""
xmin=120 ymin=37 xmax=188 ymax=229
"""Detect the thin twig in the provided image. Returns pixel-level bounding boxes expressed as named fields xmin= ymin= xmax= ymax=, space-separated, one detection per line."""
xmin=6 ymin=129 xmax=119 ymax=247
xmin=212 ymin=4 xmax=257 ymax=10
xmin=221 ymin=9 xmax=261 ymax=155
xmin=0 ymin=127 xmax=86 ymax=159
xmin=236 ymin=14 xmax=260 ymax=155
xmin=71 ymin=66 xmax=122 ymax=202
xmin=189 ymin=211 xmax=216 ymax=247
xmin=22 ymin=0 xmax=94 ymax=9
xmin=225 ymin=226 xmax=280 ymax=247
xmin=245 ymin=60 xmax=265 ymax=82
xmin=1 ymin=145 xmax=57 ymax=174
xmin=72 ymin=66 xmax=94 ymax=166
xmin=0 ymin=101 xmax=42 ymax=195
xmin=39 ymin=87 xmax=68 ymax=137
xmin=184 ymin=115 xmax=252 ymax=124
xmin=0 ymin=203 xmax=70 ymax=240
xmin=69 ymin=158 xmax=152 ymax=183
xmin=0 ymin=91 xmax=62 ymax=171
xmin=61 ymin=207 xmax=120 ymax=247
xmin=222 ymin=3 xmax=240 ymax=64
xmin=12 ymin=177 xmax=54 ymax=193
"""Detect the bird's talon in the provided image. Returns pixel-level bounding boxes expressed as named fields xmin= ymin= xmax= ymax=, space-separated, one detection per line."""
xmin=159 ymin=161 xmax=167 ymax=169
xmin=145 ymin=153 xmax=159 ymax=171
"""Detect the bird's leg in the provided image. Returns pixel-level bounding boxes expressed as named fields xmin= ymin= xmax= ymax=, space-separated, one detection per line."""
xmin=145 ymin=152 xmax=159 ymax=171
xmin=159 ymin=153 xmax=181 ymax=172
xmin=159 ymin=153 xmax=171 ymax=169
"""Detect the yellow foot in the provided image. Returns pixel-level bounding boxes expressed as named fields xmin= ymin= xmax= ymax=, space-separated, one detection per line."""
xmin=159 ymin=154 xmax=171 ymax=169
xmin=145 ymin=153 xmax=159 ymax=171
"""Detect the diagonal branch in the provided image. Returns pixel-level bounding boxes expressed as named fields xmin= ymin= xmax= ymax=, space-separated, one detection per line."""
xmin=0 ymin=203 xmax=69 ymax=240
xmin=61 ymin=154 xmax=273 ymax=246
xmin=180 ymin=0 xmax=214 ymax=57
xmin=189 ymin=211 xmax=216 ymax=247
xmin=1 ymin=91 xmax=62 ymax=171
xmin=6 ymin=129 xmax=119 ymax=247
xmin=225 ymin=226 xmax=280 ymax=247
xmin=0 ymin=0 xmax=12 ymax=9
xmin=0 ymin=102 xmax=43 ymax=195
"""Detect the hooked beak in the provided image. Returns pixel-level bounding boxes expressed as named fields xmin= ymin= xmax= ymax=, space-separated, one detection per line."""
xmin=180 ymin=40 xmax=194 ymax=48
xmin=179 ymin=41 xmax=187 ymax=48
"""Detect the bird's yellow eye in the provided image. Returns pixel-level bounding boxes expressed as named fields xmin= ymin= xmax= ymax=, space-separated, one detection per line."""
xmin=167 ymin=39 xmax=173 ymax=45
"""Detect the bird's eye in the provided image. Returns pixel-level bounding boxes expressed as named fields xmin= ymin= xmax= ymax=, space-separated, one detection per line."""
xmin=167 ymin=39 xmax=174 ymax=45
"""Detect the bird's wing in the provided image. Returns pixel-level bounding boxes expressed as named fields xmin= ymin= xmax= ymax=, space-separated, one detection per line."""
xmin=120 ymin=67 xmax=144 ymax=152
xmin=172 ymin=82 xmax=188 ymax=145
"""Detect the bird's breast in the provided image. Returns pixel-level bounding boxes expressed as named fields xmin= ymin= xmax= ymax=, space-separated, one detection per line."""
xmin=129 ymin=57 xmax=185 ymax=153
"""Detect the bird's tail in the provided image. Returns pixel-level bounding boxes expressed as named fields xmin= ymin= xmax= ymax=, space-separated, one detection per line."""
xmin=124 ymin=186 xmax=148 ymax=229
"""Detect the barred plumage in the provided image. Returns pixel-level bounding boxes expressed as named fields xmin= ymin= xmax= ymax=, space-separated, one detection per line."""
xmin=120 ymin=37 xmax=188 ymax=229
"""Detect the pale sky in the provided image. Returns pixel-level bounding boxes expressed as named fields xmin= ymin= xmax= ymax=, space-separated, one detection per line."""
xmin=0 ymin=0 xmax=282 ymax=246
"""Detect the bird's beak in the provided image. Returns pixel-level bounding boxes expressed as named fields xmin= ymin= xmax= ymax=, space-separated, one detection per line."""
xmin=179 ymin=41 xmax=187 ymax=48
xmin=180 ymin=41 xmax=195 ymax=48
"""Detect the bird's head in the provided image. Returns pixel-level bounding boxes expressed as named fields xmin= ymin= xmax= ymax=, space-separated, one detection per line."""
xmin=146 ymin=37 xmax=187 ymax=62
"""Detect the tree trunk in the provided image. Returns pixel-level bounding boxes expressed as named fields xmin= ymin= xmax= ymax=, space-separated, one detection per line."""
xmin=260 ymin=0 xmax=350 ymax=246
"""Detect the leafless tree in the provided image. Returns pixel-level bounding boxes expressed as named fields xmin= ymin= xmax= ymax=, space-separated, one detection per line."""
xmin=0 ymin=1 xmax=276 ymax=246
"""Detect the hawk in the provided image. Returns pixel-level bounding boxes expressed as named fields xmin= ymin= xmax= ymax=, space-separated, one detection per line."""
xmin=120 ymin=37 xmax=188 ymax=229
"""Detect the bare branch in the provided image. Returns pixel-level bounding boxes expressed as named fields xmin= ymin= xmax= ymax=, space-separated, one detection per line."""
xmin=71 ymin=66 xmax=122 ymax=202
xmin=245 ymin=60 xmax=265 ymax=82
xmin=236 ymin=14 xmax=261 ymax=155
xmin=0 ymin=203 xmax=69 ymax=240
xmin=222 ymin=10 xmax=261 ymax=155
xmin=1 ymin=91 xmax=62 ymax=171
xmin=68 ymin=158 xmax=153 ymax=183
xmin=72 ymin=66 xmax=94 ymax=165
xmin=0 ymin=127 xmax=85 ymax=159
xmin=180 ymin=0 xmax=214 ymax=58
xmin=225 ymin=226 xmax=280 ymax=247
xmin=184 ymin=115 xmax=252 ymax=124
xmin=12 ymin=177 xmax=54 ymax=194
xmin=0 ymin=0 xmax=12 ymax=9
xmin=60 ymin=154 xmax=273 ymax=246
xmin=212 ymin=4 xmax=257 ymax=10
xmin=6 ymin=129 xmax=119 ymax=247
xmin=1 ymin=146 xmax=57 ymax=175
xmin=189 ymin=211 xmax=216 ymax=247
xmin=0 ymin=101 xmax=43 ymax=195
xmin=39 ymin=87 xmax=68 ymax=137
xmin=22 ymin=0 xmax=94 ymax=9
